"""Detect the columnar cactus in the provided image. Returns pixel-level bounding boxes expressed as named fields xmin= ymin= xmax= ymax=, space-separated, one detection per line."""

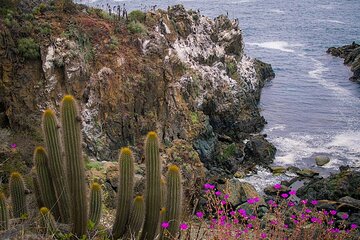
xmin=140 ymin=132 xmax=162 ymax=240
xmin=125 ymin=196 xmax=145 ymax=239
xmin=112 ymin=147 xmax=135 ymax=239
xmin=61 ymin=95 xmax=87 ymax=236
xmin=160 ymin=177 xmax=167 ymax=208
xmin=34 ymin=147 xmax=60 ymax=220
xmin=9 ymin=172 xmax=27 ymax=218
xmin=31 ymin=172 xmax=44 ymax=210
xmin=89 ymin=182 xmax=102 ymax=228
xmin=158 ymin=207 xmax=166 ymax=240
xmin=163 ymin=165 xmax=182 ymax=239
xmin=39 ymin=207 xmax=57 ymax=235
xmin=42 ymin=109 xmax=71 ymax=223
xmin=0 ymin=192 xmax=9 ymax=230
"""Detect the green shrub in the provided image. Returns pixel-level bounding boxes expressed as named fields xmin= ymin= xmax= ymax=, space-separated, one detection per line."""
xmin=128 ymin=10 xmax=146 ymax=23
xmin=32 ymin=3 xmax=47 ymax=15
xmin=127 ymin=21 xmax=147 ymax=34
xmin=108 ymin=36 xmax=119 ymax=50
xmin=17 ymin=38 xmax=40 ymax=59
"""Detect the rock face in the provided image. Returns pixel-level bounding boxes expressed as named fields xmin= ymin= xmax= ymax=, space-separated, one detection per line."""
xmin=327 ymin=42 xmax=360 ymax=82
xmin=314 ymin=155 xmax=330 ymax=166
xmin=0 ymin=4 xmax=275 ymax=180
xmin=297 ymin=169 xmax=360 ymax=201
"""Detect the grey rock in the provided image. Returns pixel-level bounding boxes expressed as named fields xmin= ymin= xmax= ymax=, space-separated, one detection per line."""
xmin=315 ymin=155 xmax=330 ymax=166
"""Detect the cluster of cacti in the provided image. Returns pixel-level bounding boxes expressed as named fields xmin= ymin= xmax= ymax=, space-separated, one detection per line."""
xmin=0 ymin=95 xmax=184 ymax=240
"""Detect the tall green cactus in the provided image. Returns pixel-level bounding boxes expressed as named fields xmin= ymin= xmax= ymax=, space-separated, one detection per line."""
xmin=39 ymin=207 xmax=57 ymax=235
xmin=125 ymin=195 xmax=145 ymax=239
xmin=140 ymin=132 xmax=162 ymax=240
xmin=34 ymin=147 xmax=60 ymax=220
xmin=112 ymin=147 xmax=134 ymax=239
xmin=160 ymin=177 xmax=167 ymax=208
xmin=61 ymin=95 xmax=87 ymax=236
xmin=31 ymin=170 xmax=44 ymax=210
xmin=42 ymin=109 xmax=71 ymax=223
xmin=9 ymin=172 xmax=27 ymax=218
xmin=158 ymin=207 xmax=166 ymax=240
xmin=0 ymin=192 xmax=9 ymax=231
xmin=163 ymin=165 xmax=182 ymax=240
xmin=89 ymin=182 xmax=102 ymax=228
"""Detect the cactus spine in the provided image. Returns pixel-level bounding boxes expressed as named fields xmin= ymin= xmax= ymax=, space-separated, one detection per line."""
xmin=112 ymin=147 xmax=135 ymax=239
xmin=0 ymin=192 xmax=9 ymax=230
xmin=42 ymin=109 xmax=71 ymax=223
xmin=163 ymin=165 xmax=182 ymax=239
xmin=9 ymin=172 xmax=27 ymax=218
xmin=34 ymin=147 xmax=60 ymax=220
xmin=40 ymin=207 xmax=57 ymax=235
xmin=125 ymin=196 xmax=145 ymax=239
xmin=140 ymin=132 xmax=162 ymax=240
xmin=89 ymin=182 xmax=102 ymax=228
xmin=61 ymin=95 xmax=87 ymax=236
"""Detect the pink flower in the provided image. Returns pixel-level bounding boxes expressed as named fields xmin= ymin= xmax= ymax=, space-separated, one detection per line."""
xmin=215 ymin=191 xmax=221 ymax=196
xmin=238 ymin=208 xmax=247 ymax=217
xmin=246 ymin=223 xmax=253 ymax=229
xmin=179 ymin=223 xmax=188 ymax=230
xmin=290 ymin=215 xmax=296 ymax=219
xmin=233 ymin=219 xmax=239 ymax=224
xmin=221 ymin=200 xmax=227 ymax=205
xmin=247 ymin=197 xmax=260 ymax=204
xmin=270 ymin=220 xmax=278 ymax=225
xmin=161 ymin=221 xmax=169 ymax=229
xmin=341 ymin=213 xmax=349 ymax=220
xmin=204 ymin=183 xmax=215 ymax=189
xmin=350 ymin=223 xmax=358 ymax=229
xmin=328 ymin=220 xmax=334 ymax=225
xmin=281 ymin=193 xmax=288 ymax=198
xmin=273 ymin=183 xmax=281 ymax=189
xmin=283 ymin=224 xmax=289 ymax=229
xmin=250 ymin=215 xmax=256 ymax=220
xmin=330 ymin=210 xmax=337 ymax=215
xmin=330 ymin=228 xmax=340 ymax=233
xmin=196 ymin=211 xmax=204 ymax=218
xmin=288 ymin=201 xmax=295 ymax=207
xmin=289 ymin=190 xmax=296 ymax=195
xmin=10 ymin=143 xmax=17 ymax=149
xmin=230 ymin=211 xmax=235 ymax=216
xmin=311 ymin=217 xmax=320 ymax=223
xmin=301 ymin=199 xmax=308 ymax=205
xmin=261 ymin=233 xmax=267 ymax=239
xmin=311 ymin=200 xmax=318 ymax=205
xmin=224 ymin=194 xmax=229 ymax=199
xmin=305 ymin=209 xmax=312 ymax=213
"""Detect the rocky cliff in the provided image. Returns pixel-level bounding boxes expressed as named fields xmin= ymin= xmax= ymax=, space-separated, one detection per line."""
xmin=0 ymin=3 xmax=275 ymax=184
xmin=327 ymin=42 xmax=360 ymax=82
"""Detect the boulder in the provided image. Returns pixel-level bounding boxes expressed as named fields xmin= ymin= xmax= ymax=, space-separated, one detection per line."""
xmin=270 ymin=166 xmax=287 ymax=174
xmin=243 ymin=135 xmax=276 ymax=167
xmin=314 ymin=155 xmax=330 ymax=166
xmin=297 ymin=170 xmax=360 ymax=201
xmin=296 ymin=169 xmax=320 ymax=178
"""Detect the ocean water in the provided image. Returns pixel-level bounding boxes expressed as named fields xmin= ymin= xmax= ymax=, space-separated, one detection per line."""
xmin=88 ymin=0 xmax=360 ymax=186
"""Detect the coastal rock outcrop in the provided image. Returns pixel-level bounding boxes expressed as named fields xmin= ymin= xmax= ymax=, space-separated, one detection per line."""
xmin=0 ymin=4 xmax=275 ymax=182
xmin=327 ymin=42 xmax=360 ymax=82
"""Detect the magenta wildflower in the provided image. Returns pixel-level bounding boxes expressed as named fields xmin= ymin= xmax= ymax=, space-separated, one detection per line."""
xmin=196 ymin=211 xmax=204 ymax=218
xmin=341 ymin=213 xmax=349 ymax=220
xmin=238 ymin=208 xmax=247 ymax=217
xmin=289 ymin=190 xmax=296 ymax=195
xmin=233 ymin=219 xmax=239 ymax=224
xmin=246 ymin=223 xmax=253 ymax=229
xmin=221 ymin=200 xmax=227 ymax=205
xmin=330 ymin=210 xmax=337 ymax=215
xmin=283 ymin=224 xmax=289 ymax=229
xmin=215 ymin=191 xmax=221 ymax=196
xmin=290 ymin=215 xmax=296 ymax=219
xmin=330 ymin=228 xmax=340 ymax=233
xmin=281 ymin=193 xmax=288 ymax=198
xmin=179 ymin=223 xmax=188 ymax=230
xmin=311 ymin=217 xmax=320 ymax=223
xmin=270 ymin=220 xmax=278 ymax=225
xmin=204 ymin=183 xmax=215 ymax=189
xmin=247 ymin=197 xmax=260 ymax=204
xmin=10 ymin=143 xmax=17 ymax=149
xmin=224 ymin=194 xmax=229 ymax=199
xmin=311 ymin=200 xmax=318 ymax=205
xmin=250 ymin=215 xmax=256 ymax=220
xmin=161 ymin=221 xmax=169 ymax=229
xmin=261 ymin=233 xmax=267 ymax=239
xmin=350 ymin=223 xmax=358 ymax=229
xmin=328 ymin=220 xmax=334 ymax=225
xmin=305 ymin=209 xmax=312 ymax=213
xmin=301 ymin=199 xmax=308 ymax=205
xmin=273 ymin=183 xmax=281 ymax=189
xmin=288 ymin=201 xmax=295 ymax=207
xmin=230 ymin=210 xmax=235 ymax=216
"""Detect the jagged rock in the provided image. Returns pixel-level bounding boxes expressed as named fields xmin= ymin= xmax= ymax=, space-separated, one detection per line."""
xmin=296 ymin=169 xmax=320 ymax=178
xmin=287 ymin=166 xmax=301 ymax=173
xmin=314 ymin=155 xmax=330 ymax=166
xmin=297 ymin=170 xmax=360 ymax=201
xmin=270 ymin=166 xmax=287 ymax=174
xmin=218 ymin=179 xmax=265 ymax=207
xmin=0 ymin=4 xmax=274 ymax=182
xmin=243 ymin=135 xmax=276 ymax=167
xmin=327 ymin=42 xmax=360 ymax=82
